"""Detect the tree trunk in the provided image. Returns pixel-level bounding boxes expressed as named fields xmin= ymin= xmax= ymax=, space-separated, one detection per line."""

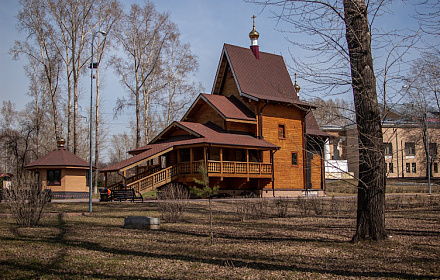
xmin=344 ymin=0 xmax=387 ymax=242
xmin=136 ymin=89 xmax=141 ymax=148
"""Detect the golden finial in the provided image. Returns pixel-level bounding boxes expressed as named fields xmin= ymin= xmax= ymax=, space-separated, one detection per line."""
xmin=294 ymin=73 xmax=300 ymax=93
xmin=249 ymin=15 xmax=259 ymax=39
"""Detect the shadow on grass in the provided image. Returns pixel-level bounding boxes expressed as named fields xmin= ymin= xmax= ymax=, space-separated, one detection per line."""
xmin=2 ymin=214 xmax=438 ymax=280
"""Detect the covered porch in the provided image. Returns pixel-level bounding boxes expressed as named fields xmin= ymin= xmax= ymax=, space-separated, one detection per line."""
xmin=101 ymin=144 xmax=276 ymax=194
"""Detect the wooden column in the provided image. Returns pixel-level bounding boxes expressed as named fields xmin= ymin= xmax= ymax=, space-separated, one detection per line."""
xmin=123 ymin=170 xmax=126 ymax=185
xmin=246 ymin=149 xmax=250 ymax=181
xmin=176 ymin=149 xmax=181 ymax=174
xmin=190 ymin=147 xmax=194 ymax=174
xmin=203 ymin=146 xmax=208 ymax=175
xmin=220 ymin=147 xmax=223 ymax=180
xmin=271 ymin=150 xmax=275 ymax=197
xmin=104 ymin=172 xmax=107 ymax=188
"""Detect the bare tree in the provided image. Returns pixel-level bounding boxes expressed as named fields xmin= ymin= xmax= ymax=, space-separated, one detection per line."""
xmin=158 ymin=33 xmax=200 ymax=129
xmin=0 ymin=121 xmax=36 ymax=176
xmin=415 ymin=0 xmax=440 ymax=39
xmin=43 ymin=0 xmax=97 ymax=154
xmin=250 ymin=0 xmax=392 ymax=241
xmin=112 ymin=2 xmax=172 ymax=148
xmin=107 ymin=132 xmax=135 ymax=165
xmin=402 ymin=52 xmax=440 ymax=177
xmin=309 ymin=98 xmax=354 ymax=126
xmin=12 ymin=0 xmax=63 ymax=142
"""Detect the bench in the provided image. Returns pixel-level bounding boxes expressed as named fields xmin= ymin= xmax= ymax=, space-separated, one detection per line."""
xmin=110 ymin=188 xmax=143 ymax=202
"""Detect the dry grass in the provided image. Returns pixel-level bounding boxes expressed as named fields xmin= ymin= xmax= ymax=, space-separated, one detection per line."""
xmin=0 ymin=196 xmax=439 ymax=279
xmin=326 ymin=179 xmax=440 ymax=196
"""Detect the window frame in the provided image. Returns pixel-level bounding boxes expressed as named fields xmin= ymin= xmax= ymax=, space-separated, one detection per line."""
xmin=384 ymin=142 xmax=393 ymax=157
xmin=405 ymin=142 xmax=416 ymax=156
xmin=429 ymin=143 xmax=437 ymax=157
xmin=291 ymin=152 xmax=298 ymax=166
xmin=412 ymin=162 xmax=417 ymax=173
xmin=47 ymin=169 xmax=61 ymax=186
xmin=278 ymin=124 xmax=286 ymax=139
xmin=388 ymin=162 xmax=394 ymax=173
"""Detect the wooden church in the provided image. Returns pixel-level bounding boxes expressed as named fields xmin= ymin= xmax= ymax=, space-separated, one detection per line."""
xmin=101 ymin=19 xmax=328 ymax=197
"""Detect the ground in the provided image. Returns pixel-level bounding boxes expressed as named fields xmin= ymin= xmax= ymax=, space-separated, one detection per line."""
xmin=0 ymin=188 xmax=439 ymax=279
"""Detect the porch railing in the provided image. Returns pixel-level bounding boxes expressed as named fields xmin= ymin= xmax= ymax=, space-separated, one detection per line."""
xmin=111 ymin=160 xmax=272 ymax=193
xmin=207 ymin=160 xmax=272 ymax=175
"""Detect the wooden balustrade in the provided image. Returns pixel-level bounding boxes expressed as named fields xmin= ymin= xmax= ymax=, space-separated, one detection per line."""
xmin=116 ymin=160 xmax=272 ymax=194
xmin=207 ymin=160 xmax=271 ymax=176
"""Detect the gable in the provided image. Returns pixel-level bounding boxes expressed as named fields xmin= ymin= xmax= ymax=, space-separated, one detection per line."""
xmin=212 ymin=44 xmax=311 ymax=107
xmin=182 ymin=96 xmax=225 ymax=128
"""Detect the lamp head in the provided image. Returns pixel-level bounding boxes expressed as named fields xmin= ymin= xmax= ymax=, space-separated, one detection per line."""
xmin=99 ymin=30 xmax=107 ymax=36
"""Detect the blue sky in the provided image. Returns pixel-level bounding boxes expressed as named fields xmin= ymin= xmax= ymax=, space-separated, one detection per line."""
xmin=0 ymin=0 xmax=301 ymax=138
xmin=0 ymin=0 xmax=436 ymax=161
xmin=0 ymin=0 xmax=294 ymax=109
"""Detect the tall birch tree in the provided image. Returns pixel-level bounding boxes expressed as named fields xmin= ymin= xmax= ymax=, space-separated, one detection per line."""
xmin=112 ymin=2 xmax=173 ymax=148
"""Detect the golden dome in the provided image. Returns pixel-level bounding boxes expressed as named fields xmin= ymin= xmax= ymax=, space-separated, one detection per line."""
xmin=249 ymin=26 xmax=259 ymax=39
xmin=249 ymin=15 xmax=259 ymax=39
xmin=294 ymin=73 xmax=300 ymax=93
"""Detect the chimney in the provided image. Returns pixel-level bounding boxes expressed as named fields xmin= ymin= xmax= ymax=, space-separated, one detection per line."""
xmin=249 ymin=15 xmax=259 ymax=59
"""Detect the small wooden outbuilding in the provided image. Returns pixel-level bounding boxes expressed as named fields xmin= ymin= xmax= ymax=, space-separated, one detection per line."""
xmin=24 ymin=139 xmax=92 ymax=199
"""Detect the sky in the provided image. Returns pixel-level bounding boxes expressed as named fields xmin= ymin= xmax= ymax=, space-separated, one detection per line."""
xmin=0 ymin=0 xmax=436 ymax=162
xmin=0 ymin=0 xmax=300 ymax=144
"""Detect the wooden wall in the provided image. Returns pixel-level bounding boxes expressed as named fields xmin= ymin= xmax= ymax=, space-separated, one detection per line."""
xmin=261 ymin=104 xmax=305 ymax=189
xmin=220 ymin=67 xmax=241 ymax=99
xmin=226 ymin=121 xmax=256 ymax=135
xmin=39 ymin=168 xmax=88 ymax=193
xmin=310 ymin=152 xmax=323 ymax=189
xmin=185 ymin=102 xmax=224 ymax=128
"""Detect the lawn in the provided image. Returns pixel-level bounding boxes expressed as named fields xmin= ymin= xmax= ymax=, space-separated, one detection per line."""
xmin=0 ymin=195 xmax=439 ymax=279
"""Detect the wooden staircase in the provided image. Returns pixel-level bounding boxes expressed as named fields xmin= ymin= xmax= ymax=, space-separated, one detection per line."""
xmin=110 ymin=165 xmax=179 ymax=194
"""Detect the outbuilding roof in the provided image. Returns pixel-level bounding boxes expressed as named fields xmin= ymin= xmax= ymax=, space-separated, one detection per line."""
xmin=25 ymin=147 xmax=90 ymax=169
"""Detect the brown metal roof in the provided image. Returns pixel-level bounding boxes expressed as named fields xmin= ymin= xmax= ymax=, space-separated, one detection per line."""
xmin=306 ymin=111 xmax=330 ymax=137
xmin=104 ymin=121 xmax=278 ymax=172
xmin=201 ymin=94 xmax=256 ymax=122
xmin=25 ymin=147 xmax=90 ymax=169
xmin=222 ymin=44 xmax=311 ymax=106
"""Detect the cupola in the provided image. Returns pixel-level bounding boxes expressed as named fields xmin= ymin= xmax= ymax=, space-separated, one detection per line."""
xmin=57 ymin=138 xmax=66 ymax=148
xmin=294 ymin=73 xmax=301 ymax=95
xmin=249 ymin=15 xmax=259 ymax=59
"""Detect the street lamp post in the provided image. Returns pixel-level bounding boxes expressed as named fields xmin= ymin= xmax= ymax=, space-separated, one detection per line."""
xmin=89 ymin=30 xmax=106 ymax=213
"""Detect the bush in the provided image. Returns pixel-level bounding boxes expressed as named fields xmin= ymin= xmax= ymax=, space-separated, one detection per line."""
xmin=5 ymin=174 xmax=50 ymax=227
xmin=157 ymin=184 xmax=189 ymax=223
xmin=235 ymin=199 xmax=269 ymax=221
xmin=273 ymin=197 xmax=289 ymax=218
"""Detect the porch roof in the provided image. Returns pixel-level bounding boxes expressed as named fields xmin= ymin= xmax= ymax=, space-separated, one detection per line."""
xmin=103 ymin=121 xmax=278 ymax=172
